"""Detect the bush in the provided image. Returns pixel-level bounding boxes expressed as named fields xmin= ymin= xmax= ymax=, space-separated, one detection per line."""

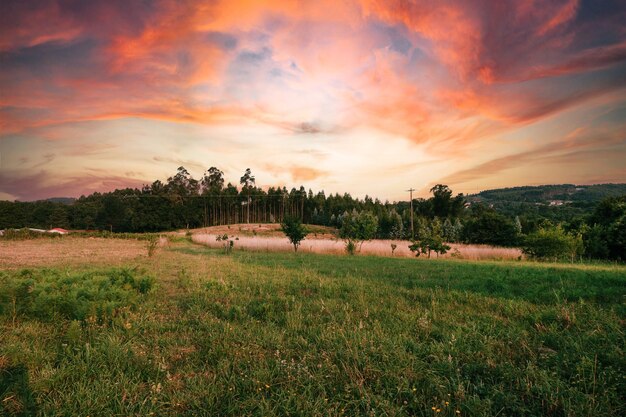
xmin=0 ymin=268 xmax=154 ymax=323
xmin=0 ymin=228 xmax=63 ymax=240
xmin=522 ymin=226 xmax=583 ymax=261
xmin=146 ymin=236 xmax=159 ymax=257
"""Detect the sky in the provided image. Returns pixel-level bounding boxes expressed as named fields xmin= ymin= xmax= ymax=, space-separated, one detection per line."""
xmin=1 ymin=0 xmax=625 ymax=201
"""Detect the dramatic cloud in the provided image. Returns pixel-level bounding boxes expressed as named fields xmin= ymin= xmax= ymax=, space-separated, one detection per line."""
xmin=1 ymin=0 xmax=625 ymax=200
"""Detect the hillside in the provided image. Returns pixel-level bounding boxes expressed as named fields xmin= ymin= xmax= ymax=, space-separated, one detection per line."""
xmin=468 ymin=183 xmax=626 ymax=204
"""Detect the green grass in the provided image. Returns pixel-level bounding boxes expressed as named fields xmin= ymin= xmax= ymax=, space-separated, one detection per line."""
xmin=1 ymin=241 xmax=624 ymax=416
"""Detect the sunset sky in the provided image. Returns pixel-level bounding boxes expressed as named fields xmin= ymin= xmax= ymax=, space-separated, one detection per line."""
xmin=1 ymin=0 xmax=625 ymax=201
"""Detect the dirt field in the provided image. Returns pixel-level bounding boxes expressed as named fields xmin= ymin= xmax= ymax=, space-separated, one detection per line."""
xmin=0 ymin=237 xmax=147 ymax=269
xmin=177 ymin=223 xmax=337 ymax=239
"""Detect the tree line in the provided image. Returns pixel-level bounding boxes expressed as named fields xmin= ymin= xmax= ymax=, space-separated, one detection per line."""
xmin=1 ymin=166 xmax=624 ymax=260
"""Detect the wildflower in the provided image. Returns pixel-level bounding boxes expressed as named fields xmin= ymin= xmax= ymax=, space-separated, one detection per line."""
xmin=436 ymin=409 xmax=441 ymax=413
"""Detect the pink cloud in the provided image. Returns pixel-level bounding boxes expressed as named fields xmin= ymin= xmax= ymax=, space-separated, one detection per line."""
xmin=0 ymin=170 xmax=148 ymax=201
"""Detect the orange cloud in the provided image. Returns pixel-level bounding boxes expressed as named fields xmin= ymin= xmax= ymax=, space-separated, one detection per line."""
xmin=435 ymin=125 xmax=626 ymax=187
xmin=288 ymin=166 xmax=329 ymax=182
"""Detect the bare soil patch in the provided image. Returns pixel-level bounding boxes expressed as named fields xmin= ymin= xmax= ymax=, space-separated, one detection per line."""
xmin=177 ymin=223 xmax=337 ymax=239
xmin=0 ymin=237 xmax=146 ymax=269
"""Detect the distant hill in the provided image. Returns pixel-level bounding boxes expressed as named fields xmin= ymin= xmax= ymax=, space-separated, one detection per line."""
xmin=468 ymin=184 xmax=626 ymax=204
xmin=44 ymin=197 xmax=76 ymax=205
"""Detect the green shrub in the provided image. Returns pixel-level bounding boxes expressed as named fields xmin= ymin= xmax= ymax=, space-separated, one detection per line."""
xmin=0 ymin=228 xmax=62 ymax=240
xmin=522 ymin=226 xmax=583 ymax=261
xmin=146 ymin=235 xmax=159 ymax=257
xmin=0 ymin=268 xmax=154 ymax=323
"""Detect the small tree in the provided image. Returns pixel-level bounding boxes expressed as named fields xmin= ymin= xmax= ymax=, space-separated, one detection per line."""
xmin=239 ymin=168 xmax=255 ymax=223
xmin=216 ymin=234 xmax=234 ymax=254
xmin=339 ymin=210 xmax=378 ymax=254
xmin=281 ymin=216 xmax=308 ymax=252
xmin=408 ymin=220 xmax=450 ymax=258
xmin=409 ymin=235 xmax=451 ymax=258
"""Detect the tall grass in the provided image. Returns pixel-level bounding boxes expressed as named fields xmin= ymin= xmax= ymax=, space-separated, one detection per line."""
xmin=193 ymin=233 xmax=523 ymax=260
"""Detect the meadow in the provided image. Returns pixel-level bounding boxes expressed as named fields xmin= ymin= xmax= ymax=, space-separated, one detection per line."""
xmin=1 ymin=236 xmax=624 ymax=416
xmin=189 ymin=224 xmax=523 ymax=260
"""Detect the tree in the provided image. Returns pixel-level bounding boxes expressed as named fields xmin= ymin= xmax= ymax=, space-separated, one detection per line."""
xmin=430 ymin=184 xmax=452 ymax=218
xmin=522 ymin=226 xmax=583 ymax=261
xmin=202 ymin=167 xmax=224 ymax=193
xmin=167 ymin=166 xmax=200 ymax=229
xmin=608 ymin=214 xmax=626 ymax=260
xmin=462 ymin=206 xmax=520 ymax=246
xmin=240 ymin=168 xmax=255 ymax=223
xmin=414 ymin=216 xmax=430 ymax=240
xmin=409 ymin=219 xmax=451 ymax=258
xmin=583 ymin=224 xmax=609 ymax=259
xmin=239 ymin=168 xmax=255 ymax=189
xmin=339 ymin=210 xmax=378 ymax=254
xmin=389 ymin=209 xmax=404 ymax=239
xmin=514 ymin=216 xmax=523 ymax=235
xmin=168 ymin=166 xmax=198 ymax=196
xmin=429 ymin=184 xmax=465 ymax=218
xmin=377 ymin=208 xmax=403 ymax=239
xmin=48 ymin=206 xmax=70 ymax=229
xmin=454 ymin=218 xmax=463 ymax=241
xmin=583 ymin=196 xmax=626 ymax=260
xmin=96 ymin=195 xmax=127 ymax=232
xmin=442 ymin=218 xmax=460 ymax=242
xmin=280 ymin=216 xmax=308 ymax=252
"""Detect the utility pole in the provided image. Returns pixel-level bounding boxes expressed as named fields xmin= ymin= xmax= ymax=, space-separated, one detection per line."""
xmin=406 ymin=188 xmax=415 ymax=239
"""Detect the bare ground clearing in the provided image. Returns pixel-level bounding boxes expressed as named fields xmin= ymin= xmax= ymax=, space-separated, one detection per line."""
xmin=171 ymin=223 xmax=336 ymax=239
xmin=0 ymin=237 xmax=147 ymax=269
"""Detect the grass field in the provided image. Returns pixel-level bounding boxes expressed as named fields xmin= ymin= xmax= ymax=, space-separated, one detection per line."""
xmin=192 ymin=234 xmax=523 ymax=260
xmin=188 ymin=224 xmax=523 ymax=260
xmin=1 ymin=238 xmax=624 ymax=416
